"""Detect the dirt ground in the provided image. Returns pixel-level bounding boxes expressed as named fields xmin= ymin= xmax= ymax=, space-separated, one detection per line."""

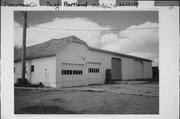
xmin=15 ymin=83 xmax=159 ymax=114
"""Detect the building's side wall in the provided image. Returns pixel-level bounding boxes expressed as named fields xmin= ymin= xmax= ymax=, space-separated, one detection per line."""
xmin=14 ymin=56 xmax=56 ymax=87
xmin=133 ymin=60 xmax=143 ymax=79
xmin=14 ymin=61 xmax=31 ymax=84
xmin=30 ymin=57 xmax=56 ymax=87
xmin=56 ymin=42 xmax=153 ymax=88
xmin=143 ymin=61 xmax=153 ymax=78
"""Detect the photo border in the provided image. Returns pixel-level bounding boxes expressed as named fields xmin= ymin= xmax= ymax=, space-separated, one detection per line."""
xmin=1 ymin=3 xmax=179 ymax=119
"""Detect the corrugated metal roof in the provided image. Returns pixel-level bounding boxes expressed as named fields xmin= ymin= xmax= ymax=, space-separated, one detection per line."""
xmin=14 ymin=35 xmax=152 ymax=62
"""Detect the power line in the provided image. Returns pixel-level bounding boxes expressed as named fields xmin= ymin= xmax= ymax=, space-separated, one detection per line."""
xmin=15 ymin=25 xmax=158 ymax=31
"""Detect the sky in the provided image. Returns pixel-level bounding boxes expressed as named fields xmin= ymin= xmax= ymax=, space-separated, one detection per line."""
xmin=14 ymin=11 xmax=159 ymax=66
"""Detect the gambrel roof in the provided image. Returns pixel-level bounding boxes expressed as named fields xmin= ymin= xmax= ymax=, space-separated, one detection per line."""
xmin=14 ymin=36 xmax=73 ymax=62
xmin=14 ymin=35 xmax=152 ymax=62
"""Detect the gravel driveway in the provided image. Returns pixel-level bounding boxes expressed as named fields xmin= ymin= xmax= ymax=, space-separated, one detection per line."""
xmin=15 ymin=83 xmax=159 ymax=114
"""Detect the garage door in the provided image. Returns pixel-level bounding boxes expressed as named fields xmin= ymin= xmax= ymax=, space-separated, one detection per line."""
xmin=61 ymin=63 xmax=84 ymax=82
xmin=111 ymin=58 xmax=121 ymax=80
xmin=88 ymin=62 xmax=101 ymax=84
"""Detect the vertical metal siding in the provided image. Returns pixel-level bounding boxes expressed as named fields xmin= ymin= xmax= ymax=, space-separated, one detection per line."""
xmin=111 ymin=58 xmax=121 ymax=80
xmin=134 ymin=60 xmax=143 ymax=79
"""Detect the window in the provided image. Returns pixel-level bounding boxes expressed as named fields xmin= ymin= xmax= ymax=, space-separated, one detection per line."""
xmin=73 ymin=70 xmax=76 ymax=74
xmin=70 ymin=70 xmax=72 ymax=75
xmin=62 ymin=70 xmax=67 ymax=75
xmin=31 ymin=65 xmax=34 ymax=72
xmin=14 ymin=67 xmax=15 ymax=73
xmin=67 ymin=70 xmax=70 ymax=75
xmin=62 ymin=70 xmax=66 ymax=75
xmin=62 ymin=70 xmax=83 ymax=75
xmin=88 ymin=68 xmax=99 ymax=73
xmin=89 ymin=68 xmax=91 ymax=73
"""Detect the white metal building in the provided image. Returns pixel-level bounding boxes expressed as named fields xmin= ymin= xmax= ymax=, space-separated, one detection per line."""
xmin=14 ymin=35 xmax=152 ymax=88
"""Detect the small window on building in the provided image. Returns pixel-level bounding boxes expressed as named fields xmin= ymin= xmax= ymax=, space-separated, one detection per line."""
xmin=70 ymin=70 xmax=72 ymax=75
xmin=62 ymin=70 xmax=67 ymax=75
xmin=14 ymin=67 xmax=15 ymax=73
xmin=77 ymin=70 xmax=79 ymax=74
xmin=67 ymin=70 xmax=69 ymax=75
xmin=73 ymin=70 xmax=75 ymax=75
xmin=31 ymin=65 xmax=34 ymax=72
xmin=78 ymin=70 xmax=81 ymax=75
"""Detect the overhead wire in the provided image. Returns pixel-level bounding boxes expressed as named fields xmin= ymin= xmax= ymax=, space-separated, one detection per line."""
xmin=14 ymin=25 xmax=158 ymax=31
xmin=14 ymin=19 xmax=158 ymax=47
xmin=16 ymin=13 xmax=159 ymax=32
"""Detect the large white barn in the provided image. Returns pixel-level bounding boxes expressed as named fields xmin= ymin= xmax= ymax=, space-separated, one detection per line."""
xmin=14 ymin=36 xmax=152 ymax=88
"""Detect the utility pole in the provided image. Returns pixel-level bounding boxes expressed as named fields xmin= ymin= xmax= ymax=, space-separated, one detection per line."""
xmin=21 ymin=11 xmax=27 ymax=84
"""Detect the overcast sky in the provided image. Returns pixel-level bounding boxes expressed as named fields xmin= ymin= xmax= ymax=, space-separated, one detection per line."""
xmin=14 ymin=11 xmax=159 ymax=66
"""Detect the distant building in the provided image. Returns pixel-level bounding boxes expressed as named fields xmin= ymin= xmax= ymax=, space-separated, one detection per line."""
xmin=14 ymin=36 xmax=152 ymax=88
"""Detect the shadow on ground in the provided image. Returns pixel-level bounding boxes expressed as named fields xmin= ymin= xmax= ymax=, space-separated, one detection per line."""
xmin=18 ymin=105 xmax=77 ymax=114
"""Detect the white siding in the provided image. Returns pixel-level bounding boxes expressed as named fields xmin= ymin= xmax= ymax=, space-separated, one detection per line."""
xmin=14 ymin=41 xmax=152 ymax=88
xmin=14 ymin=61 xmax=31 ymax=83
xmin=56 ymin=42 xmax=106 ymax=88
xmin=14 ymin=56 xmax=56 ymax=87
xmin=133 ymin=60 xmax=143 ymax=79
xmin=56 ymin=41 xmax=153 ymax=88
xmin=143 ymin=61 xmax=153 ymax=78
xmin=31 ymin=57 xmax=56 ymax=87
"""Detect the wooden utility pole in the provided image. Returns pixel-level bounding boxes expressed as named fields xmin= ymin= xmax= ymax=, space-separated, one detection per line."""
xmin=21 ymin=11 xmax=27 ymax=84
